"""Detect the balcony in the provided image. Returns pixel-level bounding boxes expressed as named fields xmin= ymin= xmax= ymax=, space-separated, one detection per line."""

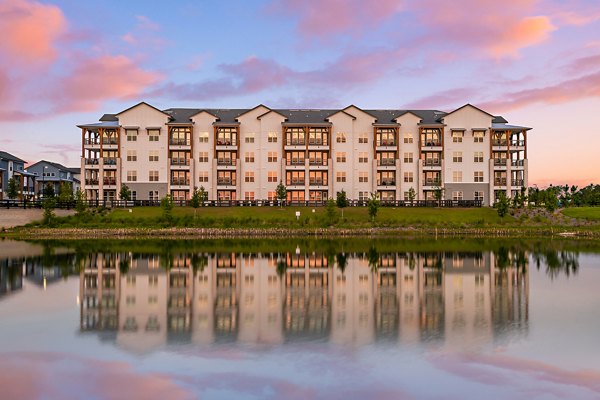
xmin=309 ymin=159 xmax=327 ymax=166
xmin=309 ymin=180 xmax=326 ymax=186
xmin=377 ymin=180 xmax=396 ymax=186
xmin=103 ymin=177 xmax=116 ymax=186
xmin=288 ymin=180 xmax=306 ymax=186
xmin=376 ymin=140 xmax=396 ymax=147
xmin=170 ymin=138 xmax=191 ymax=146
xmin=424 ymin=179 xmax=441 ymax=187
xmin=84 ymin=139 xmax=100 ymax=146
xmin=493 ymin=159 xmax=507 ymax=167
xmin=494 ymin=178 xmax=507 ymax=186
xmin=286 ymin=159 xmax=305 ymax=166
xmin=511 ymin=159 xmax=525 ymax=167
xmin=286 ymin=139 xmax=306 ymax=146
xmin=85 ymin=179 xmax=99 ymax=185
xmin=511 ymin=179 xmax=524 ymax=186
xmin=217 ymin=159 xmax=236 ymax=166
xmin=511 ymin=140 xmax=525 ymax=147
xmin=170 ymin=158 xmax=190 ymax=166
xmin=217 ymin=179 xmax=236 ymax=186
xmin=171 ymin=179 xmax=190 ymax=186
xmin=85 ymin=158 xmax=99 ymax=166
xmin=493 ymin=140 xmax=508 ymax=146
xmin=423 ymin=159 xmax=441 ymax=167
xmin=377 ymin=159 xmax=395 ymax=166
xmin=308 ymin=139 xmax=327 ymax=146
xmin=102 ymin=139 xmax=118 ymax=145
xmin=103 ymin=158 xmax=117 ymax=167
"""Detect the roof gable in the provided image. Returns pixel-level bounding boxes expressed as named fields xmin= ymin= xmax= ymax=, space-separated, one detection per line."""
xmin=0 ymin=151 xmax=25 ymax=163
xmin=115 ymin=101 xmax=170 ymax=117
xmin=325 ymin=109 xmax=356 ymax=121
xmin=257 ymin=109 xmax=288 ymax=120
xmin=442 ymin=104 xmax=495 ymax=120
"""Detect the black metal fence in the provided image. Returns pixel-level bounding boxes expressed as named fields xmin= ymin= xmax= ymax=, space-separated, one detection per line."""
xmin=1 ymin=199 xmax=483 ymax=209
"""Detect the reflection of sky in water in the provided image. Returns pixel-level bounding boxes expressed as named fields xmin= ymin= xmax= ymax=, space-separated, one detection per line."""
xmin=0 ymin=246 xmax=599 ymax=399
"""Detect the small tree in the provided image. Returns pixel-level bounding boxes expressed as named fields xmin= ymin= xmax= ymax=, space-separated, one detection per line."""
xmin=367 ymin=192 xmax=380 ymax=222
xmin=160 ymin=194 xmax=174 ymax=222
xmin=325 ymin=198 xmax=338 ymax=225
xmin=7 ymin=177 xmax=19 ymax=200
xmin=190 ymin=187 xmax=202 ymax=217
xmin=119 ymin=184 xmax=131 ymax=201
xmin=43 ymin=183 xmax=55 ymax=199
xmin=495 ymin=191 xmax=510 ymax=218
xmin=407 ymin=187 xmax=416 ymax=204
xmin=336 ymin=190 xmax=348 ymax=218
xmin=42 ymin=197 xmax=56 ymax=225
xmin=75 ymin=189 xmax=87 ymax=215
xmin=276 ymin=181 xmax=287 ymax=207
xmin=199 ymin=186 xmax=208 ymax=202
xmin=58 ymin=182 xmax=74 ymax=206
xmin=433 ymin=185 xmax=444 ymax=206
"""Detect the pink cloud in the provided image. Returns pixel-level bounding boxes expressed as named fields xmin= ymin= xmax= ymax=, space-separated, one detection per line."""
xmin=270 ymin=0 xmax=403 ymax=39
xmin=0 ymin=0 xmax=66 ymax=64
xmin=121 ymin=14 xmax=168 ymax=50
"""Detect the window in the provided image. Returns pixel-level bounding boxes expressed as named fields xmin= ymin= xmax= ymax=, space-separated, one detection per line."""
xmin=452 ymin=191 xmax=463 ymax=201
xmin=126 ymin=129 xmax=137 ymax=142
xmin=199 ymin=132 xmax=209 ymax=143
xmin=404 ymin=191 xmax=410 ymax=201
xmin=149 ymin=171 xmax=159 ymax=182
xmin=359 ymin=172 xmax=368 ymax=183
xmin=267 ymin=191 xmax=276 ymax=201
xmin=404 ymin=133 xmax=413 ymax=143
xmin=268 ymin=171 xmax=277 ymax=183
xmin=336 ymin=172 xmax=346 ymax=182
xmin=336 ymin=152 xmax=346 ymax=163
xmin=358 ymin=152 xmax=368 ymax=163
xmin=131 ymin=191 xmax=137 ymax=201
xmin=245 ymin=133 xmax=255 ymax=143
xmin=452 ymin=131 xmax=463 ymax=143
xmin=286 ymin=127 xmax=305 ymax=145
xmin=245 ymin=152 xmax=254 ymax=163
xmin=376 ymin=128 xmax=396 ymax=146
xmin=244 ymin=192 xmax=255 ymax=200
xmin=474 ymin=151 xmax=484 ymax=163
xmin=245 ymin=171 xmax=254 ymax=182
xmin=358 ymin=133 xmax=368 ymax=144
xmin=199 ymin=152 xmax=208 ymax=163
xmin=127 ymin=150 xmax=137 ymax=162
xmin=149 ymin=150 xmax=159 ymax=162
xmin=268 ymin=151 xmax=277 ymax=162
xmin=268 ymin=132 xmax=277 ymax=143
xmin=148 ymin=129 xmax=160 ymax=142
xmin=336 ymin=132 xmax=346 ymax=143
xmin=474 ymin=171 xmax=484 ymax=182
xmin=474 ymin=191 xmax=484 ymax=202
xmin=453 ymin=171 xmax=462 ymax=183
xmin=404 ymin=172 xmax=413 ymax=183
xmin=453 ymin=152 xmax=463 ymax=162
xmin=474 ymin=131 xmax=485 ymax=143
xmin=149 ymin=191 xmax=159 ymax=201
xmin=216 ymin=127 xmax=237 ymax=145
xmin=127 ymin=171 xmax=137 ymax=182
xmin=198 ymin=171 xmax=208 ymax=183
xmin=403 ymin=152 xmax=413 ymax=163
xmin=359 ymin=191 xmax=369 ymax=201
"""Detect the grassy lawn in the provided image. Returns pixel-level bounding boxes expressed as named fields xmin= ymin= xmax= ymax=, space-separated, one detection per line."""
xmin=562 ymin=207 xmax=600 ymax=221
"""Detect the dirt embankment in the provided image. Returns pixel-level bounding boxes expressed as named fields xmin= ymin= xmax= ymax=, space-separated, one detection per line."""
xmin=0 ymin=209 xmax=75 ymax=229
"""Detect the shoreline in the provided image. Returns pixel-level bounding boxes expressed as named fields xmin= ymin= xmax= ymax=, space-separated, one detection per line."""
xmin=4 ymin=226 xmax=600 ymax=239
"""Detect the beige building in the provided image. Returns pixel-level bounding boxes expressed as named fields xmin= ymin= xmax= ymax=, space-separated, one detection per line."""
xmin=78 ymin=102 xmax=530 ymax=206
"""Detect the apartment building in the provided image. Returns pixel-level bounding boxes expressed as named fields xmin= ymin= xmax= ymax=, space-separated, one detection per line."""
xmin=0 ymin=150 xmax=36 ymax=200
xmin=78 ymin=102 xmax=530 ymax=206
xmin=27 ymin=160 xmax=80 ymax=197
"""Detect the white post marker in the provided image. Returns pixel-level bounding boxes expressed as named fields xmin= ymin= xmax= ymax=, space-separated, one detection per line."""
xmin=295 ymin=211 xmax=300 ymax=220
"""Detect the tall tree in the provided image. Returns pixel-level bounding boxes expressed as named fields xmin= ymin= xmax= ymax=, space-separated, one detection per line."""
xmin=7 ymin=177 xmax=19 ymax=199
xmin=276 ymin=181 xmax=287 ymax=207
xmin=336 ymin=190 xmax=348 ymax=218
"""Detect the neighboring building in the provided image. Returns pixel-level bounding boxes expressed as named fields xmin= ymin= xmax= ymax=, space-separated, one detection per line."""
xmin=0 ymin=151 xmax=36 ymax=200
xmin=78 ymin=102 xmax=530 ymax=206
xmin=27 ymin=160 xmax=80 ymax=197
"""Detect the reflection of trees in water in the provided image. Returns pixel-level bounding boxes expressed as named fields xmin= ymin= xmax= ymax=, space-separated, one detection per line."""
xmin=533 ymin=250 xmax=579 ymax=278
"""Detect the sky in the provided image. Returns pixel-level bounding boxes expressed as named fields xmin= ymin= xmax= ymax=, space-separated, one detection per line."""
xmin=0 ymin=0 xmax=599 ymax=187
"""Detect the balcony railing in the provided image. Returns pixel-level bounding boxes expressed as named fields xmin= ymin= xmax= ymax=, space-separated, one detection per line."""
xmin=493 ymin=159 xmax=507 ymax=166
xmin=309 ymin=180 xmax=326 ymax=186
xmin=84 ymin=139 xmax=100 ymax=145
xmin=511 ymin=159 xmax=525 ymax=167
xmin=286 ymin=159 xmax=305 ymax=166
xmin=216 ymin=139 xmax=234 ymax=146
xmin=511 ymin=140 xmax=525 ymax=146
xmin=377 ymin=140 xmax=396 ymax=146
xmin=171 ymin=179 xmax=190 ymax=186
xmin=511 ymin=179 xmax=524 ymax=186
xmin=102 ymin=139 xmax=118 ymax=145
xmin=85 ymin=158 xmax=99 ymax=165
xmin=170 ymin=159 xmax=190 ymax=166
xmin=308 ymin=139 xmax=326 ymax=145
xmin=494 ymin=178 xmax=507 ymax=186
xmin=378 ymin=180 xmax=396 ymax=186
xmin=286 ymin=139 xmax=306 ymax=146
xmin=103 ymin=158 xmax=117 ymax=165
xmin=421 ymin=141 xmax=441 ymax=147
xmin=493 ymin=140 xmax=508 ymax=146
xmin=309 ymin=159 xmax=327 ymax=166
xmin=217 ymin=179 xmax=235 ymax=186
xmin=217 ymin=159 xmax=236 ymax=166
xmin=423 ymin=159 xmax=441 ymax=166
xmin=424 ymin=179 xmax=441 ymax=186
xmin=85 ymin=179 xmax=99 ymax=185
xmin=170 ymin=138 xmax=191 ymax=146
xmin=103 ymin=178 xmax=116 ymax=185
xmin=288 ymin=180 xmax=305 ymax=186
xmin=378 ymin=159 xmax=395 ymax=166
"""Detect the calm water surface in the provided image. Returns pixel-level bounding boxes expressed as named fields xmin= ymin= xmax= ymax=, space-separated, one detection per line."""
xmin=0 ymin=238 xmax=599 ymax=400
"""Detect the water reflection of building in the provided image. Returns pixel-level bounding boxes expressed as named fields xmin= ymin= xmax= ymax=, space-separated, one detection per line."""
xmin=79 ymin=250 xmax=529 ymax=351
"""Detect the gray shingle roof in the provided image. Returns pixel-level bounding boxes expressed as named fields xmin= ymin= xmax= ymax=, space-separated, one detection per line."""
xmin=0 ymin=151 xmax=25 ymax=163
xmin=28 ymin=160 xmax=71 ymax=172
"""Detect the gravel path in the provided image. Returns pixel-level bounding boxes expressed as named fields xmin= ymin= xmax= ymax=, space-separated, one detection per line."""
xmin=0 ymin=209 xmax=75 ymax=229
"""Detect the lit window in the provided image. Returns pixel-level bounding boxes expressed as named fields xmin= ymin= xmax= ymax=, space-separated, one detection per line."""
xmin=452 ymin=191 xmax=463 ymax=200
xmin=127 ymin=150 xmax=137 ymax=162
xmin=336 ymin=172 xmax=346 ymax=182
xmin=127 ymin=171 xmax=137 ymax=182
xmin=404 ymin=133 xmax=413 ymax=143
xmin=149 ymin=150 xmax=159 ymax=162
xmin=453 ymin=152 xmax=463 ymax=162
xmin=199 ymin=152 xmax=208 ymax=162
xmin=474 ymin=171 xmax=484 ymax=182
xmin=245 ymin=171 xmax=254 ymax=182
xmin=336 ymin=132 xmax=346 ymax=143
xmin=245 ymin=152 xmax=255 ymax=163
xmin=245 ymin=134 xmax=255 ymax=143
xmin=358 ymin=152 xmax=368 ymax=163
xmin=358 ymin=133 xmax=368 ymax=144
xmin=359 ymin=172 xmax=368 ymax=183
xmin=148 ymin=129 xmax=160 ymax=142
xmin=149 ymin=171 xmax=159 ymax=182
xmin=452 ymin=131 xmax=463 ymax=143
xmin=268 ymin=171 xmax=277 ymax=182
xmin=268 ymin=152 xmax=278 ymax=162
xmin=403 ymin=152 xmax=413 ymax=163
xmin=336 ymin=152 xmax=346 ymax=163
xmin=474 ymin=152 xmax=484 ymax=163
xmin=453 ymin=171 xmax=462 ymax=182
xmin=199 ymin=132 xmax=209 ymax=143
xmin=404 ymin=172 xmax=413 ymax=183
xmin=268 ymin=132 xmax=277 ymax=143
xmin=126 ymin=129 xmax=137 ymax=141
xmin=474 ymin=131 xmax=485 ymax=143
xmin=198 ymin=171 xmax=209 ymax=183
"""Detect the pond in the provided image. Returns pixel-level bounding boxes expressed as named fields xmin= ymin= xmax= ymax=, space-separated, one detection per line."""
xmin=0 ymin=237 xmax=599 ymax=399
